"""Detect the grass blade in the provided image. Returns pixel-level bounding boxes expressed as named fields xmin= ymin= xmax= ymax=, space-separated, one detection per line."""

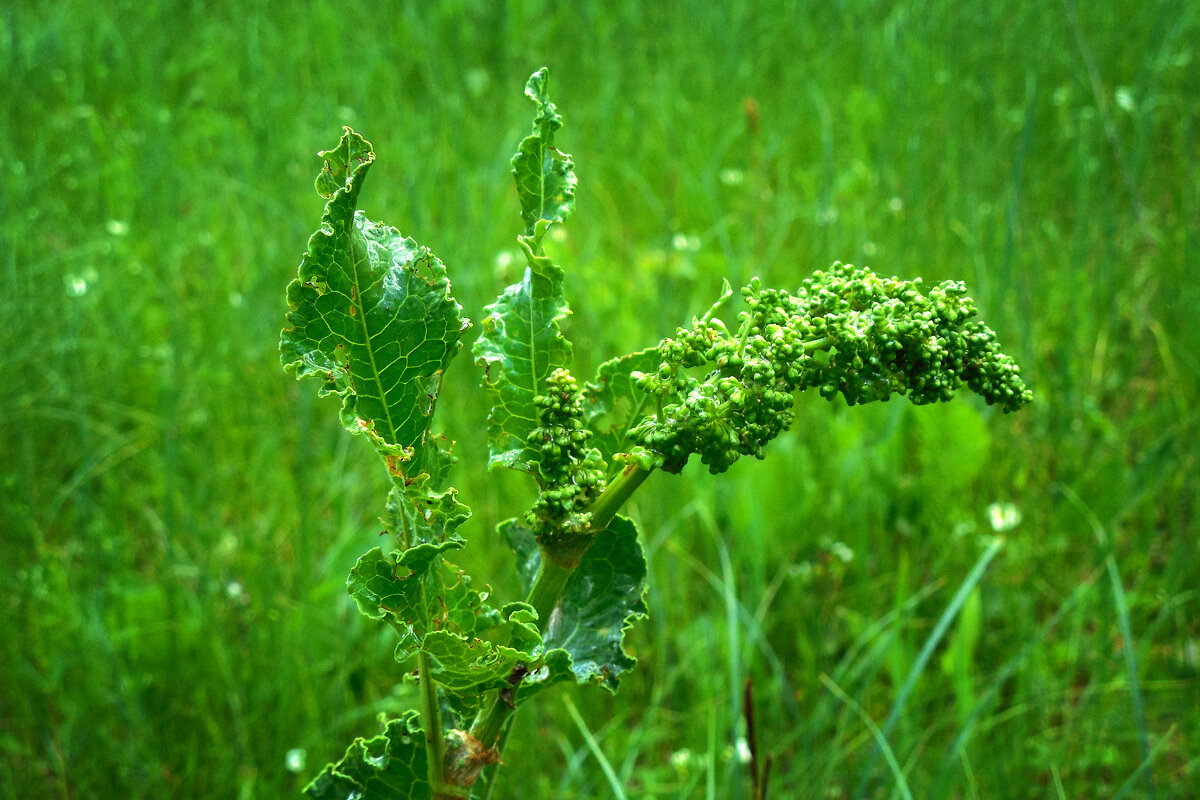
xmin=563 ymin=694 xmax=628 ymax=800
xmin=1111 ymin=724 xmax=1176 ymax=800
xmin=927 ymin=565 xmax=1099 ymax=795
xmin=1061 ymin=485 xmax=1157 ymax=800
xmin=852 ymin=536 xmax=1005 ymax=799
xmin=820 ymin=674 xmax=914 ymax=800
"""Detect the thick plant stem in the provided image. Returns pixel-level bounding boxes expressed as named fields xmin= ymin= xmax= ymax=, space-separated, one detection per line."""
xmin=419 ymin=645 xmax=451 ymax=796
xmin=466 ymin=550 xmax=578 ymax=750
xmin=466 ymin=463 xmax=654 ymax=758
xmin=525 ymin=558 xmax=577 ymax=630
xmin=587 ymin=462 xmax=652 ymax=534
xmin=418 ymin=584 xmax=470 ymax=799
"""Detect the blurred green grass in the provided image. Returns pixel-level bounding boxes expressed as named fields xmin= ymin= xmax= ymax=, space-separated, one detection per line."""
xmin=2 ymin=1 xmax=1197 ymax=797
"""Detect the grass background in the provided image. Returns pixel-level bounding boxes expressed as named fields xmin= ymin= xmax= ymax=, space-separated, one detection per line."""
xmin=2 ymin=0 xmax=1198 ymax=797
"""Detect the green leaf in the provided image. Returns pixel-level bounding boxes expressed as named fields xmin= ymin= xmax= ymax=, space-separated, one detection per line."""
xmin=503 ymin=517 xmax=542 ymax=595
xmin=348 ymin=547 xmax=540 ymax=699
xmin=512 ymin=67 xmax=576 ymax=238
xmin=473 ymin=257 xmax=573 ymax=474
xmin=474 ymin=71 xmax=577 ymax=476
xmin=281 ymin=128 xmax=470 ymax=478
xmin=419 ymin=603 xmax=540 ymax=695
xmin=582 ymin=348 xmax=662 ymax=464
xmin=347 ymin=544 xmax=459 ymax=627
xmin=502 ymin=516 xmax=648 ymax=694
xmin=387 ymin=474 xmax=472 ymax=549
xmin=304 ymin=713 xmax=430 ymax=800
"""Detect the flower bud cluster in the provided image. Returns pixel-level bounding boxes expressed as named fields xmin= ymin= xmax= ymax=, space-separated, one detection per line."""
xmin=630 ymin=263 xmax=1032 ymax=474
xmin=527 ymin=368 xmax=608 ymax=540
xmin=631 ymin=282 xmax=812 ymax=474
xmin=791 ymin=263 xmax=1032 ymax=411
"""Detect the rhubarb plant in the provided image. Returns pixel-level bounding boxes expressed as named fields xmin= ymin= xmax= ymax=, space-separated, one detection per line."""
xmin=280 ymin=68 xmax=1031 ymax=800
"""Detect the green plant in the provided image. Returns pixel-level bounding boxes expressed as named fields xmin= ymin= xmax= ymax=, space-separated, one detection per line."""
xmin=279 ymin=68 xmax=1031 ymax=800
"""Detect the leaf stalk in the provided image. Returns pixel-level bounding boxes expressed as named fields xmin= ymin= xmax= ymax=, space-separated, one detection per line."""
xmin=418 ymin=650 xmax=452 ymax=795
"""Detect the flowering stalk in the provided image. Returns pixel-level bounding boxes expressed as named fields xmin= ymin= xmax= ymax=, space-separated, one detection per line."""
xmin=279 ymin=68 xmax=1030 ymax=800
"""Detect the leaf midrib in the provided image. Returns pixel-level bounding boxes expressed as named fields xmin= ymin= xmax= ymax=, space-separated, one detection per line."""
xmin=349 ymin=228 xmax=401 ymax=447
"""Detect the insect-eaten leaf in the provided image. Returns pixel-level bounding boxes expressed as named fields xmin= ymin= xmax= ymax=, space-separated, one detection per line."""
xmin=348 ymin=547 xmax=542 ymax=701
xmin=502 ymin=515 xmax=648 ymax=696
xmin=304 ymin=712 xmax=431 ymax=800
xmin=282 ymin=128 xmax=470 ymax=480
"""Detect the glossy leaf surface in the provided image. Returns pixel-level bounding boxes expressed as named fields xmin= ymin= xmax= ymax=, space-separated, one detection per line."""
xmin=304 ymin=713 xmax=430 ymax=800
xmin=503 ymin=515 xmax=648 ymax=695
xmin=281 ymin=128 xmax=469 ymax=477
xmin=582 ymin=348 xmax=661 ymax=465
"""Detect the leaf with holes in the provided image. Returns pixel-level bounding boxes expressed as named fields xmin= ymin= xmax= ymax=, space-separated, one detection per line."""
xmin=281 ymin=128 xmax=470 ymax=479
xmin=304 ymin=713 xmax=431 ymax=800
xmin=502 ymin=515 xmax=648 ymax=695
xmin=348 ymin=546 xmax=541 ymax=698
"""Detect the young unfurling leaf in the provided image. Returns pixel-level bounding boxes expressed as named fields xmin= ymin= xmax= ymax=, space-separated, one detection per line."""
xmin=581 ymin=348 xmax=662 ymax=467
xmin=475 ymin=70 xmax=576 ymax=476
xmin=512 ymin=67 xmax=576 ymax=238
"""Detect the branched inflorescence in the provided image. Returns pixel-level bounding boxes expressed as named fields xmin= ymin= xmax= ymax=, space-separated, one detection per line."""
xmin=632 ymin=262 xmax=1032 ymax=474
xmin=528 ymin=368 xmax=608 ymax=540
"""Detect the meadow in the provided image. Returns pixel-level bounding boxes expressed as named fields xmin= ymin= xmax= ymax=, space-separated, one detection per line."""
xmin=2 ymin=1 xmax=1197 ymax=797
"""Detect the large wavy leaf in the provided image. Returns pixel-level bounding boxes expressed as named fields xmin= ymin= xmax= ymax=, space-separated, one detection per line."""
xmin=281 ymin=128 xmax=469 ymax=478
xmin=502 ymin=515 xmax=648 ymax=695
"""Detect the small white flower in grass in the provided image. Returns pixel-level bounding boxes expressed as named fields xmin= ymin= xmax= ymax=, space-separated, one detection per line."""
xmin=672 ymin=233 xmax=700 ymax=252
xmin=669 ymin=748 xmax=694 ymax=769
xmin=723 ymin=738 xmax=752 ymax=763
xmin=105 ymin=219 xmax=129 ymax=236
xmin=226 ymin=580 xmax=245 ymax=602
xmin=888 ymin=196 xmax=903 ymax=213
xmin=987 ymin=502 xmax=1022 ymax=532
xmin=1182 ymin=640 xmax=1200 ymax=669
xmin=65 ymin=267 xmax=98 ymax=297
xmin=719 ymin=168 xmax=745 ymax=186
xmin=285 ymin=748 xmax=306 ymax=773
xmin=465 ymin=68 xmax=490 ymax=98
xmin=830 ymin=541 xmax=854 ymax=563
xmin=1114 ymin=87 xmax=1136 ymax=114
xmin=816 ymin=206 xmax=838 ymax=225
xmin=789 ymin=561 xmax=814 ymax=580
xmin=493 ymin=250 xmax=519 ymax=282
